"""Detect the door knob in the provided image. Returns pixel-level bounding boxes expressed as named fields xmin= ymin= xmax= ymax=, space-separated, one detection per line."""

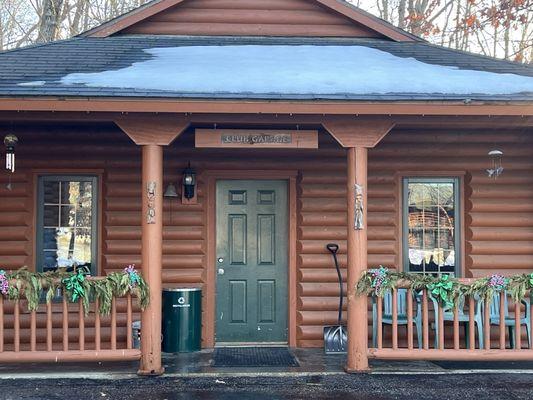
xmin=217 ymin=257 xmax=224 ymax=263
xmin=218 ymin=268 xmax=225 ymax=275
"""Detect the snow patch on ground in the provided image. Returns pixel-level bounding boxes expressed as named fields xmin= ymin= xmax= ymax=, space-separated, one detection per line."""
xmin=60 ymin=45 xmax=533 ymax=96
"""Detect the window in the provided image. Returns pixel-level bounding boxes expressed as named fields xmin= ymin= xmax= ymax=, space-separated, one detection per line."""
xmin=36 ymin=176 xmax=98 ymax=274
xmin=402 ymin=177 xmax=460 ymax=275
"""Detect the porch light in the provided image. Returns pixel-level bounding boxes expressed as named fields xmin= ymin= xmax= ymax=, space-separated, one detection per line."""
xmin=164 ymin=183 xmax=179 ymax=198
xmin=4 ymin=133 xmax=18 ymax=173
xmin=182 ymin=162 xmax=196 ymax=199
xmin=487 ymin=150 xmax=503 ymax=179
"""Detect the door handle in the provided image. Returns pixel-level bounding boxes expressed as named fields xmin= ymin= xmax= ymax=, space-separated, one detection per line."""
xmin=218 ymin=268 xmax=225 ymax=275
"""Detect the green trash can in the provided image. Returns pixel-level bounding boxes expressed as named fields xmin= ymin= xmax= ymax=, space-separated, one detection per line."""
xmin=162 ymin=288 xmax=202 ymax=353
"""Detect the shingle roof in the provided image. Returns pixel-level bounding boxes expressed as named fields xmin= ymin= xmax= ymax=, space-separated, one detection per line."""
xmin=0 ymin=35 xmax=532 ymax=101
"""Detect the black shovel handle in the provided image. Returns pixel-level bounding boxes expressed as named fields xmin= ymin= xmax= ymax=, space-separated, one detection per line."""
xmin=326 ymin=243 xmax=343 ymax=325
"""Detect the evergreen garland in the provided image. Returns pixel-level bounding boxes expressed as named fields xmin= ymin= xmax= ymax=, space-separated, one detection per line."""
xmin=357 ymin=267 xmax=533 ymax=307
xmin=0 ymin=265 xmax=150 ymax=315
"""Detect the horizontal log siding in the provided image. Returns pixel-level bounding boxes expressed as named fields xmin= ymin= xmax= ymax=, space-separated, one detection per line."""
xmin=0 ymin=123 xmax=531 ymax=348
xmin=119 ymin=0 xmax=383 ymax=37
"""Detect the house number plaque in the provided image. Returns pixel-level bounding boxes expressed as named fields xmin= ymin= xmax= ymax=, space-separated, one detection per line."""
xmin=195 ymin=129 xmax=318 ymax=149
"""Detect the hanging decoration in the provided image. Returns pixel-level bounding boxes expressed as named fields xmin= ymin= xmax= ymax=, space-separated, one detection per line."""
xmin=354 ymin=184 xmax=364 ymax=230
xmin=357 ymin=269 xmax=533 ymax=307
xmin=486 ymin=149 xmax=504 ymax=178
xmin=62 ymin=268 xmax=88 ymax=303
xmin=0 ymin=266 xmax=150 ymax=315
xmin=146 ymin=181 xmax=156 ymax=224
xmin=427 ymin=274 xmax=457 ymax=308
xmin=4 ymin=133 xmax=18 ymax=173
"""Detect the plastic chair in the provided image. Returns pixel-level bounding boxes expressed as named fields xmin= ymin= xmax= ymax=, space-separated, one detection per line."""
xmin=372 ymin=289 xmax=422 ymax=349
xmin=488 ymin=292 xmax=531 ymax=349
xmin=430 ymin=294 xmax=484 ymax=349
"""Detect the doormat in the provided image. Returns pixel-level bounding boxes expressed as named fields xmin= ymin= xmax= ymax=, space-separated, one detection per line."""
xmin=212 ymin=347 xmax=300 ymax=367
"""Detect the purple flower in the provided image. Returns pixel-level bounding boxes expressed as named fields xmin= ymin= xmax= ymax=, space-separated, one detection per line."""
xmin=123 ymin=264 xmax=140 ymax=289
xmin=370 ymin=266 xmax=388 ymax=294
xmin=488 ymin=274 xmax=507 ymax=291
xmin=0 ymin=270 xmax=9 ymax=295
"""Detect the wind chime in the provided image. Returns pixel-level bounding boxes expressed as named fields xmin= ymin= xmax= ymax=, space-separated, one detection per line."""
xmin=4 ymin=133 xmax=18 ymax=190
xmin=486 ymin=149 xmax=504 ymax=179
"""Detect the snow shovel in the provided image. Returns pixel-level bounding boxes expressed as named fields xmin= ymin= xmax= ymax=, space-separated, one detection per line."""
xmin=323 ymin=243 xmax=347 ymax=354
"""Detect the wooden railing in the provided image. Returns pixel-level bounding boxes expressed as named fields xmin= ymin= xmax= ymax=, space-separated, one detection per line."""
xmin=0 ymin=277 xmax=141 ymax=363
xmin=368 ymin=280 xmax=533 ymax=361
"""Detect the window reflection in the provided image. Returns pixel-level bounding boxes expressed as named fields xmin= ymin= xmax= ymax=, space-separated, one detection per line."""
xmin=41 ymin=180 xmax=94 ymax=270
xmin=405 ymin=179 xmax=457 ymax=275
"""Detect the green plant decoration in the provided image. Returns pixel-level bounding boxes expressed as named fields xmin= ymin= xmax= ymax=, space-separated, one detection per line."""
xmin=427 ymin=274 xmax=457 ymax=309
xmin=0 ymin=266 xmax=150 ymax=315
xmin=357 ymin=269 xmax=533 ymax=308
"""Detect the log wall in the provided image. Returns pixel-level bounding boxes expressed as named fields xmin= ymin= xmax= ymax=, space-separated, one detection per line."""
xmin=0 ymin=122 xmax=532 ymax=347
xmin=118 ymin=0 xmax=385 ymax=38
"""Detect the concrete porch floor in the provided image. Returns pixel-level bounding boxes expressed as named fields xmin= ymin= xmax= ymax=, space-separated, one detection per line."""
xmin=1 ymin=348 xmax=533 ymax=379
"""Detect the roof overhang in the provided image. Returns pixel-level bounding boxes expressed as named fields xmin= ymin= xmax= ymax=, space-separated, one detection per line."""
xmin=0 ymin=97 xmax=532 ymax=116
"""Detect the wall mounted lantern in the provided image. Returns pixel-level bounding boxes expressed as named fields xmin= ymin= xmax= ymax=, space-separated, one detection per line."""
xmin=4 ymin=133 xmax=18 ymax=173
xmin=486 ymin=149 xmax=504 ymax=179
xmin=182 ymin=162 xmax=196 ymax=200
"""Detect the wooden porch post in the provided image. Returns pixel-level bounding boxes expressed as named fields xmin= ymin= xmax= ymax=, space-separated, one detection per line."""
xmin=346 ymin=146 xmax=369 ymax=372
xmin=114 ymin=116 xmax=190 ymax=376
xmin=138 ymin=144 xmax=164 ymax=375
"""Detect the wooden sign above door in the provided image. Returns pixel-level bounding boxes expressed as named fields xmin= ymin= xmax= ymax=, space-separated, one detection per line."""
xmin=195 ymin=129 xmax=318 ymax=149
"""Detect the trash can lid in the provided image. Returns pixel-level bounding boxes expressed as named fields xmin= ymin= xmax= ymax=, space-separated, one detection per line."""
xmin=163 ymin=288 xmax=201 ymax=292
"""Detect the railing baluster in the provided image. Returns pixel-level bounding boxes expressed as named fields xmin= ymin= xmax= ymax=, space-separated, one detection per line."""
xmin=127 ymin=294 xmax=133 ymax=350
xmin=468 ymin=296 xmax=475 ymax=350
xmin=62 ymin=295 xmax=68 ymax=351
xmin=95 ymin=298 xmax=101 ymax=351
xmin=79 ymin=300 xmax=85 ymax=351
xmin=30 ymin=310 xmax=37 ymax=352
xmin=484 ymin=298 xmax=491 ymax=350
xmin=422 ymin=289 xmax=429 ymax=350
xmin=530 ymin=296 xmax=533 ymax=350
xmin=111 ymin=298 xmax=117 ymax=350
xmin=453 ymin=303 xmax=459 ymax=350
xmin=407 ymin=289 xmax=413 ymax=350
xmin=392 ymin=288 xmax=398 ymax=350
xmin=14 ymin=300 xmax=20 ymax=352
xmin=499 ymin=292 xmax=506 ymax=350
xmin=438 ymin=303 xmax=444 ymax=350
xmin=376 ymin=296 xmax=383 ymax=349
xmin=515 ymin=302 xmax=521 ymax=350
xmin=0 ymin=297 xmax=4 ymax=352
xmin=46 ymin=302 xmax=52 ymax=352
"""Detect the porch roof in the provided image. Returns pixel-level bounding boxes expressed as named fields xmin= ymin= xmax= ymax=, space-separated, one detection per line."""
xmin=0 ymin=36 xmax=532 ymax=102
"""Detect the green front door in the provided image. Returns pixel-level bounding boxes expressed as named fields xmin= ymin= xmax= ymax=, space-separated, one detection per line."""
xmin=216 ymin=180 xmax=288 ymax=344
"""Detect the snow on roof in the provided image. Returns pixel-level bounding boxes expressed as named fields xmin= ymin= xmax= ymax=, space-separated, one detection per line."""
xmin=58 ymin=45 xmax=533 ymax=97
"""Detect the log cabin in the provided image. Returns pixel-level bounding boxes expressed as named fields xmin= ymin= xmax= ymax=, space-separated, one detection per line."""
xmin=0 ymin=0 xmax=532 ymax=374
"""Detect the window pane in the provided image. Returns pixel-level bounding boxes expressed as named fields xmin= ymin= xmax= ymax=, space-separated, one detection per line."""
xmin=76 ymin=205 xmax=92 ymax=228
xmin=60 ymin=205 xmax=76 ymax=227
xmin=43 ymin=181 xmax=59 ymax=204
xmin=43 ymin=206 xmax=59 ymax=227
xmin=61 ymin=181 xmax=80 ymax=206
xmin=405 ymin=179 xmax=458 ymax=275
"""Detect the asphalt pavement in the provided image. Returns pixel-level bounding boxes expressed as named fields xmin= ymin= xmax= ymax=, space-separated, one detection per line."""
xmin=1 ymin=373 xmax=532 ymax=400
